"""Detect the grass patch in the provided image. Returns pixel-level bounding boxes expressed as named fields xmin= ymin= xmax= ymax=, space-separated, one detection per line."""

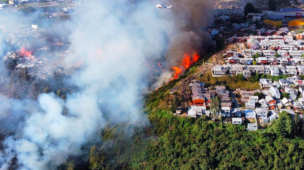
xmin=199 ymin=72 xmax=259 ymax=90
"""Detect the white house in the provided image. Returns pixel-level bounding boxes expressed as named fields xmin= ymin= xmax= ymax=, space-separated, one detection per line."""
xmin=287 ymin=76 xmax=300 ymax=83
xmin=298 ymin=66 xmax=304 ymax=75
xmin=232 ymin=118 xmax=243 ymax=124
xmin=285 ymin=87 xmax=298 ymax=101
xmin=269 ymin=86 xmax=281 ymax=99
xmin=189 ymin=105 xmax=207 ymax=116
xmin=259 ymin=79 xmax=273 ymax=88
xmin=279 ymin=79 xmax=290 ymax=87
xmin=212 ymin=65 xmax=227 ymax=77
xmin=270 ymin=67 xmax=280 ymax=76
xmin=221 ymin=106 xmax=231 ymax=117
xmin=255 ymin=108 xmax=268 ymax=119
xmin=247 ymin=123 xmax=258 ymax=131
xmin=244 ymin=109 xmax=256 ymax=119
xmin=188 ymin=108 xmax=197 ymax=118
xmin=285 ymin=66 xmax=297 ymax=75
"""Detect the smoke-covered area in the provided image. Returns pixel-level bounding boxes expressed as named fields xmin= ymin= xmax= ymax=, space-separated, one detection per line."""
xmin=0 ymin=0 xmax=214 ymax=169
xmin=166 ymin=0 xmax=214 ymax=65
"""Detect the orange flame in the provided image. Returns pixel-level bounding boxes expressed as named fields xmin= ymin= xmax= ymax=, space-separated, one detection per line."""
xmin=182 ymin=54 xmax=191 ymax=69
xmin=171 ymin=52 xmax=200 ymax=79
xmin=171 ymin=67 xmax=182 ymax=79
xmin=193 ymin=52 xmax=200 ymax=63
xmin=19 ymin=47 xmax=32 ymax=58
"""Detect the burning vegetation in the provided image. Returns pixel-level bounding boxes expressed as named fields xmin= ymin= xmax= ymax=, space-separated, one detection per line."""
xmin=171 ymin=52 xmax=201 ymax=79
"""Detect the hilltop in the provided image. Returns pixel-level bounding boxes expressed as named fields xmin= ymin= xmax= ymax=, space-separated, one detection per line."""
xmin=77 ymin=45 xmax=304 ymax=170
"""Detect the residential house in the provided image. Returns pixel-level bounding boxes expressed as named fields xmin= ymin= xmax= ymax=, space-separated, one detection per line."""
xmin=269 ymin=86 xmax=281 ymax=99
xmin=239 ymin=89 xmax=260 ymax=102
xmin=189 ymin=105 xmax=207 ymax=116
xmin=222 ymin=106 xmax=231 ymax=117
xmin=299 ymin=98 xmax=304 ymax=107
xmin=188 ymin=108 xmax=197 ymax=118
xmin=231 ymin=108 xmax=242 ymax=117
xmin=229 ymin=65 xmax=244 ymax=75
xmin=243 ymin=70 xmax=251 ymax=78
xmin=297 ymin=66 xmax=304 ymax=75
xmin=293 ymin=101 xmax=302 ymax=111
xmin=255 ymin=108 xmax=268 ymax=119
xmin=287 ymin=76 xmax=300 ymax=83
xmin=282 ymin=98 xmax=293 ymax=109
xmin=266 ymin=96 xmax=277 ymax=110
xmin=285 ymin=87 xmax=298 ymax=101
xmin=279 ymin=79 xmax=290 ymax=87
xmin=247 ymin=123 xmax=258 ymax=131
xmin=232 ymin=118 xmax=243 ymax=124
xmin=285 ymin=66 xmax=298 ymax=75
xmin=295 ymin=80 xmax=304 ymax=86
xmin=270 ymin=67 xmax=280 ymax=76
xmin=192 ymin=83 xmax=205 ymax=106
xmin=212 ymin=65 xmax=227 ymax=77
xmin=248 ymin=65 xmax=265 ymax=74
xmin=273 ymin=81 xmax=281 ymax=88
xmin=268 ymin=110 xmax=279 ymax=122
xmin=221 ymin=96 xmax=232 ymax=108
xmin=278 ymin=65 xmax=287 ymax=75
xmin=259 ymin=99 xmax=268 ymax=108
xmin=228 ymin=56 xmax=240 ymax=64
xmin=259 ymin=79 xmax=273 ymax=88
xmin=244 ymin=109 xmax=256 ymax=119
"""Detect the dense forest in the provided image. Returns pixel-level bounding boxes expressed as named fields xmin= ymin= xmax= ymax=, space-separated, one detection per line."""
xmin=60 ymin=80 xmax=304 ymax=170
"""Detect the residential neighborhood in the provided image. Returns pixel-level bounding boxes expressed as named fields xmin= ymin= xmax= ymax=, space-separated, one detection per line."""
xmin=173 ymin=77 xmax=304 ymax=131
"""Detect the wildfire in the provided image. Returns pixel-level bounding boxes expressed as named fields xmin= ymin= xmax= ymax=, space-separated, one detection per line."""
xmin=193 ymin=52 xmax=199 ymax=63
xmin=171 ymin=52 xmax=201 ymax=80
xmin=171 ymin=67 xmax=182 ymax=79
xmin=19 ymin=47 xmax=32 ymax=58
xmin=182 ymin=54 xmax=191 ymax=69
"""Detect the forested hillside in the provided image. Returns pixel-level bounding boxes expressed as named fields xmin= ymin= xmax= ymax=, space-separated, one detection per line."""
xmin=61 ymin=81 xmax=304 ymax=170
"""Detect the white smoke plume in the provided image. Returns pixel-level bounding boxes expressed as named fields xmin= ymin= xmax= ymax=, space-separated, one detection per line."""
xmin=0 ymin=0 xmax=214 ymax=169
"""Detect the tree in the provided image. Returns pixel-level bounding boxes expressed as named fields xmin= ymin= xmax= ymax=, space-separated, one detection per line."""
xmin=274 ymin=111 xmax=294 ymax=138
xmin=67 ymin=162 xmax=75 ymax=170
xmin=294 ymin=112 xmax=300 ymax=135
xmin=275 ymin=53 xmax=280 ymax=58
xmin=210 ymin=96 xmax=221 ymax=120
xmin=236 ymin=74 xmax=244 ymax=81
xmin=171 ymin=96 xmax=181 ymax=113
xmin=268 ymin=0 xmax=277 ymax=11
xmin=244 ymin=3 xmax=255 ymax=17
xmin=252 ymin=53 xmax=259 ymax=61
xmin=254 ymin=92 xmax=263 ymax=99
xmin=261 ymin=74 xmax=267 ymax=78
xmin=282 ymin=92 xmax=289 ymax=99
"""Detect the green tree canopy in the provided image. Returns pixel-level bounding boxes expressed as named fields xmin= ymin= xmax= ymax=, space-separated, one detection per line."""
xmin=274 ymin=111 xmax=294 ymax=138
xmin=210 ymin=96 xmax=221 ymax=119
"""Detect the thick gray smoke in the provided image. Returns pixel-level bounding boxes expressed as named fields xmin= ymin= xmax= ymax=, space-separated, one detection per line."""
xmin=166 ymin=0 xmax=215 ymax=64
xmin=153 ymin=0 xmax=215 ymax=86
xmin=0 ymin=0 xmax=214 ymax=169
